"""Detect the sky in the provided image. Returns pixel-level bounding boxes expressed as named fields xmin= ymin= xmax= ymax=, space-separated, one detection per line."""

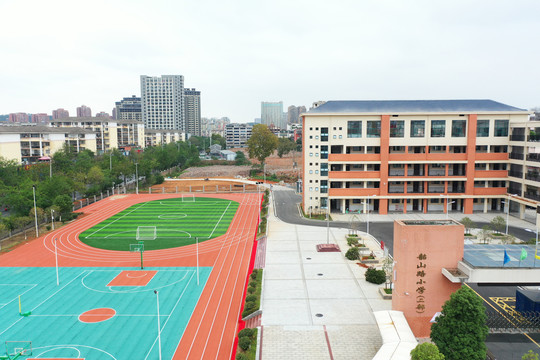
xmin=1 ymin=0 xmax=539 ymax=122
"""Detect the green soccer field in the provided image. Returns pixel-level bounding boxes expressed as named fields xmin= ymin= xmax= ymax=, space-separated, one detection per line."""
xmin=79 ymin=197 xmax=239 ymax=251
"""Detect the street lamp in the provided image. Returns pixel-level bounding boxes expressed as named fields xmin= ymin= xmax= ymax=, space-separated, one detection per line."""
xmin=154 ymin=290 xmax=162 ymax=360
xmin=525 ymin=228 xmax=539 ymax=266
xmin=135 ymin=163 xmax=139 ymax=195
xmin=51 ymin=209 xmax=55 ymax=231
xmin=439 ymin=194 xmax=456 ymax=220
xmin=49 ymin=158 xmax=52 ymax=178
xmin=326 ymin=202 xmax=330 ymax=244
xmin=502 ymin=194 xmax=518 ymax=235
xmin=32 ymin=185 xmax=38 ymax=237
xmin=363 ymin=194 xmax=376 ymax=235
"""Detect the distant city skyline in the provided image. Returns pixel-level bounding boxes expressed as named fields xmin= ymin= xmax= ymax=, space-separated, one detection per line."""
xmin=1 ymin=1 xmax=539 ymax=121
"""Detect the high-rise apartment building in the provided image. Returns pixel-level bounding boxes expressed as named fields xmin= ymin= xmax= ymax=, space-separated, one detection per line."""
xmin=184 ymin=88 xmax=201 ymax=136
xmin=31 ymin=113 xmax=49 ymax=123
xmin=8 ymin=113 xmax=28 ymax=123
xmin=52 ymin=108 xmax=69 ymax=119
xmin=77 ymin=105 xmax=92 ymax=117
xmin=225 ymin=123 xmax=252 ymax=148
xmin=302 ymin=99 xmax=531 ymax=216
xmin=140 ymin=75 xmax=184 ymax=130
xmin=261 ymin=101 xmax=284 ymax=129
xmin=288 ymin=105 xmax=306 ymax=124
xmin=114 ymin=96 xmax=142 ymax=121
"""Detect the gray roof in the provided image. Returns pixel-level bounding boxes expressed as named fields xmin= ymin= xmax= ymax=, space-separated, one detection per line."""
xmin=307 ymin=100 xmax=527 ymax=114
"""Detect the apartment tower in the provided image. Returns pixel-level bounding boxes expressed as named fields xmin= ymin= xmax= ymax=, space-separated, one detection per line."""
xmin=184 ymin=88 xmax=201 ymax=136
xmin=140 ymin=75 xmax=184 ymax=130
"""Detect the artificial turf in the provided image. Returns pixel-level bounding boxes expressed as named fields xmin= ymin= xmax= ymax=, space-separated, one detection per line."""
xmin=79 ymin=197 xmax=239 ymax=251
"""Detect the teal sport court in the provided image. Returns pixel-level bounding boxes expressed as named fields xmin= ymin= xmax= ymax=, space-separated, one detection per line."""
xmin=0 ymin=266 xmax=211 ymax=359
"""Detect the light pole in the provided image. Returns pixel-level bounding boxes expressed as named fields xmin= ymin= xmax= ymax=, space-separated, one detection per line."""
xmin=364 ymin=195 xmax=376 ymax=235
xmin=326 ymin=202 xmax=330 ymax=244
xmin=440 ymin=194 xmax=455 ymax=220
xmin=263 ymin=163 xmax=266 ymax=184
xmin=54 ymin=238 xmax=59 ymax=286
xmin=504 ymin=194 xmax=518 ymax=234
xmin=32 ymin=185 xmax=38 ymax=237
xmin=49 ymin=158 xmax=52 ymax=178
xmin=154 ymin=290 xmax=162 ymax=360
xmin=109 ymin=151 xmax=112 ymax=171
xmin=51 ymin=209 xmax=55 ymax=230
xmin=135 ymin=163 xmax=139 ymax=195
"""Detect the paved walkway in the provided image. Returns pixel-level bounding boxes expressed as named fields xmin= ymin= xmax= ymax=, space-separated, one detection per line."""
xmin=260 ymin=193 xmax=391 ymax=359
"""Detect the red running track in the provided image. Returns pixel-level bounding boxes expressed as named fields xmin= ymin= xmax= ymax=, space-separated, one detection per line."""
xmin=0 ymin=193 xmax=260 ymax=360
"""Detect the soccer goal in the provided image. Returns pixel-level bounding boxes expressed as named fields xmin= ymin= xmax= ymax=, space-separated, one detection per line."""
xmin=182 ymin=194 xmax=195 ymax=202
xmin=5 ymin=341 xmax=32 ymax=358
xmin=136 ymin=226 xmax=157 ymax=241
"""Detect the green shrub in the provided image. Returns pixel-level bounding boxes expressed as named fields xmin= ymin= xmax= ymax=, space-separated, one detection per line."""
xmin=365 ymin=267 xmax=387 ymax=284
xmin=244 ymin=300 xmax=256 ymax=310
xmin=347 ymin=237 xmax=359 ymax=246
xmin=249 ymin=280 xmax=257 ymax=288
xmin=410 ymin=343 xmax=445 ymax=360
xmin=250 ymin=272 xmax=257 ymax=280
xmin=238 ymin=328 xmax=254 ymax=339
xmin=247 ymin=286 xmax=256 ymax=294
xmin=252 ymin=268 xmax=259 ymax=275
xmin=155 ymin=174 xmax=165 ymax=185
xmin=245 ymin=294 xmax=257 ymax=302
xmin=345 ymin=247 xmax=360 ymax=260
xmin=46 ymin=225 xmax=51 ymax=231
xmin=236 ymin=353 xmax=249 ymax=360
xmin=238 ymin=337 xmax=251 ymax=351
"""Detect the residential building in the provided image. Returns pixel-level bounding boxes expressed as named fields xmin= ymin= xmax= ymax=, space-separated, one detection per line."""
xmin=0 ymin=125 xmax=96 ymax=164
xmin=184 ymin=88 xmax=201 ymax=136
xmin=288 ymin=105 xmax=306 ymax=124
xmin=144 ymin=129 xmax=185 ymax=147
xmin=114 ymin=96 xmax=142 ymax=121
xmin=76 ymin=105 xmax=92 ymax=117
xmin=225 ymin=123 xmax=252 ymax=148
xmin=261 ymin=101 xmax=284 ymax=129
xmin=9 ymin=113 xmax=28 ymax=123
xmin=302 ymin=99 xmax=531 ymax=216
xmin=140 ymin=75 xmax=184 ymax=130
xmin=30 ymin=113 xmax=49 ymax=123
xmin=49 ymin=117 xmax=145 ymax=153
xmin=201 ymin=117 xmax=230 ymax=137
xmin=220 ymin=150 xmax=237 ymax=161
xmin=52 ymin=108 xmax=70 ymax=119
xmin=96 ymin=112 xmax=110 ymax=118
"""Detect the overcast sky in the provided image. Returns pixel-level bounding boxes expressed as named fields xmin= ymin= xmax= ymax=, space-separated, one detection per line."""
xmin=1 ymin=0 xmax=539 ymax=122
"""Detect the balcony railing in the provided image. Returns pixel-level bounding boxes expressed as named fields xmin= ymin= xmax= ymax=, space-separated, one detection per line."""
xmin=528 ymin=135 xmax=540 ymax=142
xmin=389 ymin=171 xmax=405 ymax=176
xmin=428 ymin=171 xmax=446 ymax=176
xmin=526 ymin=174 xmax=540 ymax=182
xmin=388 ymin=187 xmax=404 ymax=193
xmin=527 ymin=154 xmax=540 ymax=162
xmin=525 ymin=193 xmax=540 ymax=201
xmin=448 ymin=188 xmax=465 ymax=193
xmin=510 ymin=135 xmax=525 ymax=141
xmin=509 ymin=171 xmax=523 ymax=178
xmin=510 ymin=153 xmax=524 ymax=160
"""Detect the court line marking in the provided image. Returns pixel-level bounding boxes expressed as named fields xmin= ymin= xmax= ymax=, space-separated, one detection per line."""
xmin=33 ymin=344 xmax=116 ymax=360
xmin=144 ymin=270 xmax=196 ymax=360
xmin=0 ymin=284 xmax=37 ymax=310
xmin=31 ymin=271 xmax=88 ymax=312
xmin=31 ymin=314 xmax=172 ymax=317
xmin=84 ymin=202 xmax=147 ymax=238
xmin=37 ymin=346 xmax=81 ymax=358
xmin=81 ymin=270 xmax=192 ymax=294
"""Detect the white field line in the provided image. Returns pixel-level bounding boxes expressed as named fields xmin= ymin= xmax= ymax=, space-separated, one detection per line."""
xmin=0 ymin=284 xmax=37 ymax=310
xmin=207 ymin=201 xmax=232 ymax=239
xmin=144 ymin=271 xmax=196 ymax=360
xmin=31 ymin=271 xmax=88 ymax=312
xmin=85 ymin=202 xmax=147 ymax=238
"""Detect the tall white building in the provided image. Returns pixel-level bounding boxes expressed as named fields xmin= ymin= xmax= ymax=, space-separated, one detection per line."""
xmin=261 ymin=101 xmax=284 ymax=129
xmin=140 ymin=75 xmax=185 ymax=130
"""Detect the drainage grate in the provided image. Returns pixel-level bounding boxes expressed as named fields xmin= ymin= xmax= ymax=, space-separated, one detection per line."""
xmin=306 ymin=257 xmax=312 ymax=260
xmin=315 ymin=313 xmax=324 ymax=317
xmin=317 ymin=273 xmax=323 ymax=276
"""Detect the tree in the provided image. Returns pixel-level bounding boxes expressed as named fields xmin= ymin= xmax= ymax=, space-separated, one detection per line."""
xmin=54 ymin=194 xmax=73 ymax=215
xmin=522 ymin=350 xmax=540 ymax=360
xmin=247 ymin=124 xmax=278 ymax=166
xmin=490 ymin=215 xmax=506 ymax=234
xmin=235 ymin=151 xmax=250 ymax=166
xmin=211 ymin=133 xmax=226 ymax=148
xmin=411 ymin=343 xmax=445 ymax=360
xmin=277 ymin=138 xmax=296 ymax=158
xmin=460 ymin=217 xmax=475 ymax=235
xmin=431 ymin=286 xmax=488 ymax=360
xmin=479 ymin=225 xmax=491 ymax=244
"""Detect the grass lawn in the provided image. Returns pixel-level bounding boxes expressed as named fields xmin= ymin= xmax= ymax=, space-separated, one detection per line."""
xmin=79 ymin=197 xmax=238 ymax=251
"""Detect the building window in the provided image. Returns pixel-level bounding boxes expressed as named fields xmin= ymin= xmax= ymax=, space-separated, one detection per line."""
xmin=477 ymin=120 xmax=489 ymax=137
xmin=309 ymin=153 xmax=313 ymax=157
xmin=451 ymin=120 xmax=466 ymax=137
xmin=430 ymin=120 xmax=445 ymax=137
xmin=321 ymin=145 xmax=328 ymax=159
xmin=321 ymin=163 xmax=328 ymax=176
xmin=320 ymin=180 xmax=328 ymax=193
xmin=410 ymin=120 xmax=425 ymax=137
xmin=347 ymin=121 xmax=361 ymax=138
xmin=494 ymin=120 xmax=509 ymax=137
xmin=367 ymin=121 xmax=381 ymax=138
xmin=321 ymin=127 xmax=328 ymax=142
xmin=390 ymin=120 xmax=404 ymax=137
xmin=309 ymin=170 xmax=313 ymax=174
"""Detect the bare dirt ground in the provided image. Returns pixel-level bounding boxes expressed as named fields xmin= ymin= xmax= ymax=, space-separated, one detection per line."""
xmin=183 ymin=149 xmax=302 ymax=182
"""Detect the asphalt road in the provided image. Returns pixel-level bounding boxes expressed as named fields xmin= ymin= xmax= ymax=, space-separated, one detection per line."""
xmin=272 ymin=188 xmax=538 ymax=257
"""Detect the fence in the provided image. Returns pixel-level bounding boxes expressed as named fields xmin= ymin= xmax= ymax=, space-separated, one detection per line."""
xmin=486 ymin=311 xmax=540 ymax=333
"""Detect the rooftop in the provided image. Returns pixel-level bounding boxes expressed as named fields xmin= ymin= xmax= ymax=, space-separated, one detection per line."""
xmin=307 ymin=99 xmax=528 ymax=114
